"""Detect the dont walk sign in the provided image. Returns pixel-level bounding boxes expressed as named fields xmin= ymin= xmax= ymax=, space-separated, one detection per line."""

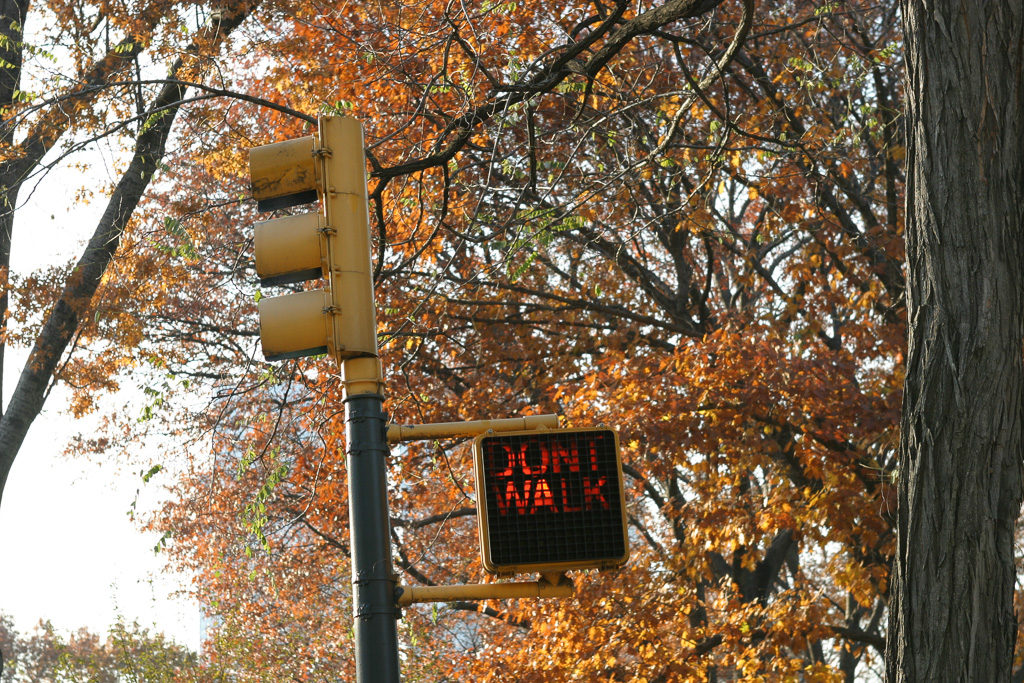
xmin=472 ymin=428 xmax=629 ymax=574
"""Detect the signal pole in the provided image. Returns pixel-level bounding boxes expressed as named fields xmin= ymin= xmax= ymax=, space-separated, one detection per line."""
xmin=344 ymin=358 xmax=400 ymax=683
xmin=248 ymin=117 xmax=400 ymax=681
xmin=321 ymin=116 xmax=400 ymax=682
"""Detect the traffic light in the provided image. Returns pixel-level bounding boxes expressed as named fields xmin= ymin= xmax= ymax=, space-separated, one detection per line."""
xmin=247 ymin=116 xmax=378 ymax=362
xmin=472 ymin=428 xmax=629 ymax=574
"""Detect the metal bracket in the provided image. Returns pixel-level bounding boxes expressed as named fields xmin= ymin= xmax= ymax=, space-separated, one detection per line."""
xmin=396 ymin=574 xmax=574 ymax=606
xmin=387 ymin=414 xmax=559 ymax=443
xmin=355 ymin=602 xmax=398 ymax=619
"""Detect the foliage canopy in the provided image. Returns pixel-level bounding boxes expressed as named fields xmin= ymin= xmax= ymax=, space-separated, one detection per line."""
xmin=2 ymin=0 xmax=991 ymax=680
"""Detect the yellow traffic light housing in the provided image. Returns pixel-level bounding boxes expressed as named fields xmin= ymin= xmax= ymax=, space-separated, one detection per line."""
xmin=249 ymin=135 xmax=320 ymax=211
xmin=248 ymin=116 xmax=378 ymax=362
xmin=472 ymin=427 xmax=629 ymax=575
xmin=254 ymin=213 xmax=325 ymax=287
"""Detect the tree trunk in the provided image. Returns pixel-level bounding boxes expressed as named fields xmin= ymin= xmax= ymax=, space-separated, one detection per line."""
xmin=887 ymin=3 xmax=1024 ymax=680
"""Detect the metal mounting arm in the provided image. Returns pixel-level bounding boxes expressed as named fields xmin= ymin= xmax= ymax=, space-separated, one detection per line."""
xmin=387 ymin=414 xmax=559 ymax=443
xmin=396 ymin=573 xmax=573 ymax=606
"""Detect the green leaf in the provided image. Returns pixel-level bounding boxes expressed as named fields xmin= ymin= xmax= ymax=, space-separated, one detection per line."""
xmin=142 ymin=464 xmax=163 ymax=483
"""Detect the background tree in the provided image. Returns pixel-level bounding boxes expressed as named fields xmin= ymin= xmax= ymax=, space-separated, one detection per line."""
xmin=13 ymin=0 xmax=1020 ymax=679
xmin=81 ymin=0 xmax=911 ymax=679
xmin=0 ymin=615 xmax=205 ymax=682
xmin=0 ymin=0 xmax=263 ymax=506
xmin=0 ymin=1 xmax=274 ymax=671
xmin=885 ymin=3 xmax=1024 ymax=679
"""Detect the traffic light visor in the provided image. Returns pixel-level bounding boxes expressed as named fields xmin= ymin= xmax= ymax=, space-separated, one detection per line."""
xmin=249 ymin=135 xmax=320 ymax=211
xmin=257 ymin=290 xmax=333 ymax=360
xmin=254 ymin=212 xmax=325 ymax=286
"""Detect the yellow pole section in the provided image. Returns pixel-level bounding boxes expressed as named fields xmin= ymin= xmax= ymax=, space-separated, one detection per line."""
xmin=396 ymin=578 xmax=574 ymax=606
xmin=386 ymin=414 xmax=559 ymax=443
xmin=319 ymin=116 xmax=378 ymax=362
xmin=342 ymin=357 xmax=386 ymax=400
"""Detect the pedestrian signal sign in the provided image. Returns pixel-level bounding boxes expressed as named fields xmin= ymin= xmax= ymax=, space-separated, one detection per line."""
xmin=472 ymin=428 xmax=629 ymax=574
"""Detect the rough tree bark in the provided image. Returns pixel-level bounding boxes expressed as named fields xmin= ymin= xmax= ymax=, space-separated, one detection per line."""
xmin=887 ymin=2 xmax=1024 ymax=680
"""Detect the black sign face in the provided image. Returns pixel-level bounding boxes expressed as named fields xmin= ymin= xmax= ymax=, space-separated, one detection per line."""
xmin=474 ymin=428 xmax=628 ymax=573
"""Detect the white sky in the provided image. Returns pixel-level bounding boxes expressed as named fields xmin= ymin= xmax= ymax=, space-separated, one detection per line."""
xmin=0 ymin=159 xmax=201 ymax=651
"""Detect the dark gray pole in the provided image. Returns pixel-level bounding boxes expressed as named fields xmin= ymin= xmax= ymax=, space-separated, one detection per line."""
xmin=345 ymin=390 xmax=400 ymax=681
